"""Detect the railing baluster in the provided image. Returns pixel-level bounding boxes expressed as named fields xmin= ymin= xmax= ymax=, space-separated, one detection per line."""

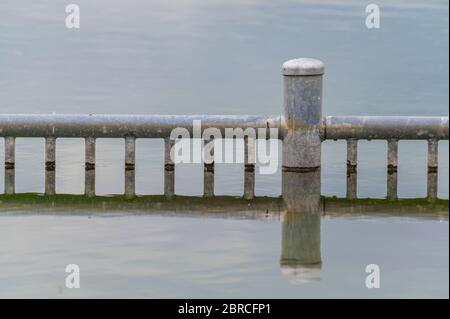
xmin=4 ymin=137 xmax=15 ymax=195
xmin=387 ymin=139 xmax=398 ymax=200
xmin=125 ymin=136 xmax=136 ymax=198
xmin=427 ymin=139 xmax=438 ymax=201
xmin=85 ymin=137 xmax=96 ymax=197
xmin=346 ymin=139 xmax=358 ymax=200
xmin=203 ymin=138 xmax=214 ymax=197
xmin=45 ymin=137 xmax=56 ymax=195
xmin=244 ymin=136 xmax=255 ymax=200
xmin=164 ymin=138 xmax=175 ymax=197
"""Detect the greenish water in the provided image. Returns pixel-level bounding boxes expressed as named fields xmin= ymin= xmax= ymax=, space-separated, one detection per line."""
xmin=0 ymin=0 xmax=449 ymax=298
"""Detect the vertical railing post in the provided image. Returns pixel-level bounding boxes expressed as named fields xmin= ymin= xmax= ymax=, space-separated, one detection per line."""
xmin=244 ymin=136 xmax=255 ymax=200
xmin=387 ymin=139 xmax=399 ymax=200
xmin=4 ymin=137 xmax=16 ymax=195
xmin=346 ymin=139 xmax=358 ymax=200
xmin=45 ymin=137 xmax=56 ymax=195
xmin=427 ymin=139 xmax=438 ymax=201
xmin=85 ymin=137 xmax=96 ymax=197
xmin=125 ymin=136 xmax=136 ymax=198
xmin=282 ymin=58 xmax=324 ymax=171
xmin=203 ymin=139 xmax=214 ymax=197
xmin=164 ymin=138 xmax=175 ymax=197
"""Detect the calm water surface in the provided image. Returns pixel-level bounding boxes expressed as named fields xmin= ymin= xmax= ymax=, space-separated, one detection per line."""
xmin=0 ymin=0 xmax=448 ymax=298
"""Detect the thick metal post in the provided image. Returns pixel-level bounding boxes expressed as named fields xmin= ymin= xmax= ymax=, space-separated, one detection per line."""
xmin=387 ymin=139 xmax=398 ymax=200
xmin=125 ymin=136 xmax=136 ymax=198
xmin=85 ymin=137 xmax=96 ymax=197
xmin=45 ymin=137 xmax=56 ymax=195
xmin=282 ymin=58 xmax=324 ymax=171
xmin=4 ymin=137 xmax=15 ymax=195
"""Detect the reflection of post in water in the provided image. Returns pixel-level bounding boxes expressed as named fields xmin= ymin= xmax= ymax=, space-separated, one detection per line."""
xmin=280 ymin=58 xmax=324 ymax=283
xmin=281 ymin=170 xmax=322 ymax=283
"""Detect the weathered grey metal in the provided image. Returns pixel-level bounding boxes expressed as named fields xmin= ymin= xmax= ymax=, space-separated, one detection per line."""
xmin=282 ymin=58 xmax=324 ymax=170
xmin=387 ymin=171 xmax=398 ymax=201
xmin=4 ymin=137 xmax=15 ymax=195
xmin=427 ymin=172 xmax=438 ymax=201
xmin=45 ymin=170 xmax=56 ymax=196
xmin=282 ymin=170 xmax=321 ymax=213
xmin=346 ymin=139 xmax=358 ymax=200
xmin=387 ymin=140 xmax=398 ymax=170
xmin=164 ymin=138 xmax=175 ymax=197
xmin=45 ymin=137 xmax=56 ymax=195
xmin=1 ymin=114 xmax=447 ymax=141
xmin=244 ymin=137 xmax=255 ymax=200
xmin=45 ymin=137 xmax=56 ymax=168
xmin=427 ymin=140 xmax=439 ymax=201
xmin=427 ymin=140 xmax=439 ymax=170
xmin=324 ymin=116 xmax=449 ymax=140
xmin=244 ymin=170 xmax=255 ymax=200
xmin=124 ymin=136 xmax=136 ymax=198
xmin=203 ymin=171 xmax=214 ymax=198
xmin=4 ymin=137 xmax=15 ymax=168
xmin=85 ymin=170 xmax=95 ymax=198
xmin=84 ymin=137 xmax=96 ymax=197
xmin=4 ymin=168 xmax=14 ymax=195
xmin=1 ymin=58 xmax=449 ymax=200
xmin=0 ymin=114 xmax=281 ymax=138
xmin=346 ymin=139 xmax=358 ymax=170
xmin=125 ymin=137 xmax=136 ymax=169
xmin=203 ymin=139 xmax=214 ymax=197
xmin=387 ymin=140 xmax=398 ymax=200
xmin=346 ymin=172 xmax=357 ymax=200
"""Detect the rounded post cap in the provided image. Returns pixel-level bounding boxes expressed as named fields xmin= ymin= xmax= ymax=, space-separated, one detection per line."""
xmin=282 ymin=58 xmax=325 ymax=76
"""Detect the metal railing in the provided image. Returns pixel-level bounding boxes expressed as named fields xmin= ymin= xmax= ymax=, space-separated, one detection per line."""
xmin=1 ymin=58 xmax=448 ymax=200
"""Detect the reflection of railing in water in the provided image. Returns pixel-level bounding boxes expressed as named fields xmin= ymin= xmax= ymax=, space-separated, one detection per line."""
xmin=1 ymin=188 xmax=447 ymax=283
xmin=0 ymin=193 xmax=447 ymax=219
xmin=0 ymin=194 xmax=283 ymax=218
xmin=1 ymin=58 xmax=448 ymax=200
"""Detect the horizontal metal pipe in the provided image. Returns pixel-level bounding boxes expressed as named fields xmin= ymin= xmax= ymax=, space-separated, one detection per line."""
xmin=0 ymin=114 xmax=281 ymax=139
xmin=2 ymin=114 xmax=448 ymax=141
xmin=324 ymin=116 xmax=449 ymax=140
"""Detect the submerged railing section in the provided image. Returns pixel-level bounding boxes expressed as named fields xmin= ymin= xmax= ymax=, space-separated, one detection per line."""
xmin=0 ymin=58 xmax=448 ymax=201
